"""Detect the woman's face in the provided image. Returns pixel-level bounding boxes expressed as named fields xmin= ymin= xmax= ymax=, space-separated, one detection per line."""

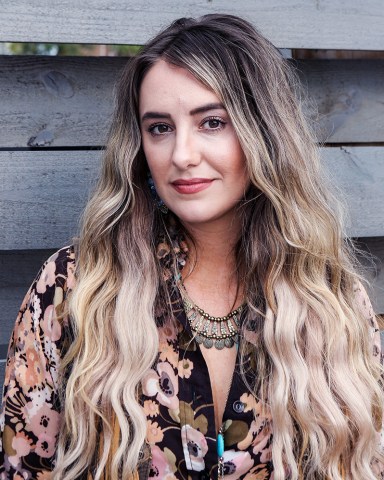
xmin=139 ymin=60 xmax=249 ymax=229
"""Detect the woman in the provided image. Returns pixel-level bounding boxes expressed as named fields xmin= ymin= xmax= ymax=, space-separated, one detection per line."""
xmin=0 ymin=13 xmax=383 ymax=480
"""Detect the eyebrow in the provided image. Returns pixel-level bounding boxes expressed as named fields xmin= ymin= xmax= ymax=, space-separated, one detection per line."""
xmin=141 ymin=102 xmax=226 ymax=122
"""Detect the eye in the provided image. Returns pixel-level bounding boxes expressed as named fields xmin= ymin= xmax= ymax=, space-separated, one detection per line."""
xmin=201 ymin=116 xmax=226 ymax=131
xmin=148 ymin=123 xmax=173 ymax=136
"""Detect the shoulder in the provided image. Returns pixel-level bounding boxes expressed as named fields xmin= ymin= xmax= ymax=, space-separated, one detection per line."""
xmin=9 ymin=245 xmax=77 ymax=389
xmin=0 ymin=246 xmax=76 ymax=475
xmin=34 ymin=244 xmax=76 ymax=295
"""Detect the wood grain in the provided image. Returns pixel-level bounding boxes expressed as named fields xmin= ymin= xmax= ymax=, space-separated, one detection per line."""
xmin=0 ymin=150 xmax=101 ymax=249
xmin=0 ymin=147 xmax=383 ymax=250
xmin=0 ymin=56 xmax=122 ymax=148
xmin=321 ymin=147 xmax=384 ymax=237
xmin=1 ymin=56 xmax=384 ymax=148
xmin=298 ymin=60 xmax=384 ymax=144
xmin=355 ymin=237 xmax=384 ymax=314
xmin=0 ymin=0 xmax=383 ymax=49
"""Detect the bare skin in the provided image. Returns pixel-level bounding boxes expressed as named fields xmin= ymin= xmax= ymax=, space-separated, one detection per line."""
xmin=181 ymin=220 xmax=243 ymax=433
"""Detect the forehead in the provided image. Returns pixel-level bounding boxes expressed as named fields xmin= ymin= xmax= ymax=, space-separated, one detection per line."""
xmin=139 ymin=60 xmax=221 ymax=113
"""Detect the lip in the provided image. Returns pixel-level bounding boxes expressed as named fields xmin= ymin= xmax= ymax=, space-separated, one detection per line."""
xmin=171 ymin=178 xmax=214 ymax=194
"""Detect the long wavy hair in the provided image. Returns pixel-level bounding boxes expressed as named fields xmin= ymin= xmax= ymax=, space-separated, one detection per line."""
xmin=54 ymin=14 xmax=383 ymax=480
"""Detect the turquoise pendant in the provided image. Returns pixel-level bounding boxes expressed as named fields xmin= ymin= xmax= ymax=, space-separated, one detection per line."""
xmin=217 ymin=432 xmax=224 ymax=457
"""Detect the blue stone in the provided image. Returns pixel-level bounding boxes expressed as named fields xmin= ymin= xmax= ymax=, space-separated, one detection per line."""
xmin=217 ymin=433 xmax=224 ymax=457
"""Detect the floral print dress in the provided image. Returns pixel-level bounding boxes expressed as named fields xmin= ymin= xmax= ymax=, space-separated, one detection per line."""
xmin=0 ymin=240 xmax=383 ymax=479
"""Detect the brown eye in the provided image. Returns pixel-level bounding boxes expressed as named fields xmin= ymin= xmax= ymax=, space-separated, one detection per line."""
xmin=208 ymin=119 xmax=220 ymax=128
xmin=201 ymin=117 xmax=226 ymax=131
xmin=149 ymin=123 xmax=172 ymax=135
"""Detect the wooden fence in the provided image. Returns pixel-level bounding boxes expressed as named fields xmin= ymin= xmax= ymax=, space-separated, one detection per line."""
xmin=1 ymin=1 xmax=383 ymax=392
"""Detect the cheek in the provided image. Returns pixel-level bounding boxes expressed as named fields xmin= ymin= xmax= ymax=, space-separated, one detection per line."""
xmin=142 ymin=139 xmax=171 ymax=179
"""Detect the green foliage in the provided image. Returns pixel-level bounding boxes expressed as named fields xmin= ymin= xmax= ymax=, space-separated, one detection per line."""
xmin=111 ymin=44 xmax=142 ymax=56
xmin=8 ymin=43 xmax=142 ymax=56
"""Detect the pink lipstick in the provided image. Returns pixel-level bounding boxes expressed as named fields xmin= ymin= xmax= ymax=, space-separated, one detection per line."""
xmin=171 ymin=178 xmax=214 ymax=194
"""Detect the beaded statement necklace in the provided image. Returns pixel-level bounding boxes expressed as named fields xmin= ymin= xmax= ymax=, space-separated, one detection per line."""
xmin=177 ymin=277 xmax=245 ymax=477
xmin=177 ymin=278 xmax=244 ymax=350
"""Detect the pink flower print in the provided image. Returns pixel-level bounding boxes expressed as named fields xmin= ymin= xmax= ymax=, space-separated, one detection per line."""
xmin=142 ymin=362 xmax=179 ymax=410
xmin=240 ymin=393 xmax=261 ymax=414
xmin=28 ymin=404 xmax=60 ymax=457
xmin=178 ymin=358 xmax=194 ymax=379
xmin=16 ymin=347 xmax=43 ymax=388
xmin=159 ymin=341 xmax=178 ymax=368
xmin=29 ymin=405 xmax=60 ymax=437
xmin=8 ymin=432 xmax=33 ymax=468
xmin=149 ymin=445 xmax=177 ymax=478
xmin=66 ymin=257 xmax=76 ymax=290
xmin=36 ymin=259 xmax=57 ymax=294
xmin=42 ymin=304 xmax=62 ymax=341
xmin=158 ymin=325 xmax=177 ymax=344
xmin=143 ymin=400 xmax=160 ymax=418
xmin=35 ymin=432 xmax=56 ymax=458
xmin=221 ymin=450 xmax=254 ymax=480
xmin=239 ymin=393 xmax=271 ymax=419
xmin=253 ymin=422 xmax=272 ymax=463
xmin=243 ymin=465 xmax=270 ymax=480
xmin=237 ymin=416 xmax=267 ymax=451
xmin=181 ymin=424 xmax=208 ymax=471
xmin=146 ymin=421 xmax=164 ymax=445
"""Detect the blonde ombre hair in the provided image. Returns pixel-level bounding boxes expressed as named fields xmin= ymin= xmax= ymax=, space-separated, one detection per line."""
xmin=54 ymin=14 xmax=383 ymax=479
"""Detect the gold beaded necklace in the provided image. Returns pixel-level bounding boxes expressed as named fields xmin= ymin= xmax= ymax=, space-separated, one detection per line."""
xmin=177 ymin=278 xmax=244 ymax=350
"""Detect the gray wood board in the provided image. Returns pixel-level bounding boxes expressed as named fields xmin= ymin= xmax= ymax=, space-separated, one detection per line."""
xmin=298 ymin=60 xmax=384 ymax=144
xmin=321 ymin=147 xmax=384 ymax=238
xmin=355 ymin=237 xmax=384 ymax=316
xmin=1 ymin=56 xmax=384 ymax=148
xmin=0 ymin=150 xmax=101 ymax=249
xmin=0 ymin=0 xmax=384 ymax=49
xmin=0 ymin=56 xmax=121 ymax=148
xmin=0 ymin=147 xmax=383 ymax=250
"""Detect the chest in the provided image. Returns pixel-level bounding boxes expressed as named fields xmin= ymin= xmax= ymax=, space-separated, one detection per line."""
xmin=200 ymin=345 xmax=237 ymax=433
xmin=140 ymin=324 xmax=274 ymax=479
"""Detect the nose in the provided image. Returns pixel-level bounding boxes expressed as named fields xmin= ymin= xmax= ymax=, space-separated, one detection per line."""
xmin=171 ymin=129 xmax=201 ymax=169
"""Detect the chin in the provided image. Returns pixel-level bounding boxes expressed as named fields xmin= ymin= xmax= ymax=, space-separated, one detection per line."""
xmin=171 ymin=207 xmax=235 ymax=228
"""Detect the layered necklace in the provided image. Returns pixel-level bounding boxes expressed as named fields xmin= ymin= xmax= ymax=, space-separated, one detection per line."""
xmin=177 ymin=277 xmax=245 ymax=350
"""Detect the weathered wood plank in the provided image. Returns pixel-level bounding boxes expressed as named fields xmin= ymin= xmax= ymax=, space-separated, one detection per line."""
xmin=0 ymin=0 xmax=383 ymax=49
xmin=1 ymin=56 xmax=384 ymax=148
xmin=355 ymin=237 xmax=384 ymax=315
xmin=0 ymin=56 xmax=121 ymax=148
xmin=0 ymin=147 xmax=383 ymax=250
xmin=0 ymin=150 xmax=101 ymax=249
xmin=298 ymin=60 xmax=384 ymax=144
xmin=321 ymin=147 xmax=384 ymax=238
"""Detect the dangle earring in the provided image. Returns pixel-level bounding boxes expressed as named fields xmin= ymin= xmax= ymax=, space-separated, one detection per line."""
xmin=147 ymin=173 xmax=168 ymax=214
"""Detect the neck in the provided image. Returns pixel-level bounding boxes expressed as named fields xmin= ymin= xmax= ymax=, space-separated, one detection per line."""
xmin=180 ymin=216 xmax=243 ymax=315
xmin=183 ymin=215 xmax=241 ymax=271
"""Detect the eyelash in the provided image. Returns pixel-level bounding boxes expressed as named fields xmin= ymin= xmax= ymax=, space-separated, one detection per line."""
xmin=147 ymin=116 xmax=227 ymax=137
xmin=201 ymin=116 xmax=227 ymax=131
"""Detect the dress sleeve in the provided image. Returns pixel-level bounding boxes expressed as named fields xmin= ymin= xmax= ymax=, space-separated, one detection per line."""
xmin=0 ymin=246 xmax=75 ymax=479
xmin=353 ymin=281 xmax=384 ymax=477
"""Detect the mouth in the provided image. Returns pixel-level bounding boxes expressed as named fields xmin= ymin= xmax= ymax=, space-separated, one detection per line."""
xmin=171 ymin=178 xmax=214 ymax=194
